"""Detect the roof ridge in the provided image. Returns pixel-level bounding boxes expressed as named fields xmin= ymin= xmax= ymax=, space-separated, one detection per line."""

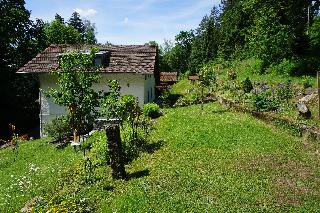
xmin=17 ymin=44 xmax=157 ymax=74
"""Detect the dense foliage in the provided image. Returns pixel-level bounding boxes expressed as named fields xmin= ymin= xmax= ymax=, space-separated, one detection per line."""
xmin=46 ymin=50 xmax=101 ymax=135
xmin=142 ymin=103 xmax=161 ymax=118
xmin=44 ymin=12 xmax=97 ymax=45
xmin=0 ymin=1 xmax=98 ymax=139
xmin=0 ymin=0 xmax=47 ymax=138
xmin=159 ymin=0 xmax=320 ymax=76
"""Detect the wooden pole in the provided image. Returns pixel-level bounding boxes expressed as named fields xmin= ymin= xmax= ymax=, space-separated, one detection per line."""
xmin=317 ymin=71 xmax=320 ymax=119
xmin=105 ymin=123 xmax=126 ymax=179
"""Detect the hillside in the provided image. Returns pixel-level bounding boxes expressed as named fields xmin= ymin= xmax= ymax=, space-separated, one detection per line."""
xmin=1 ymin=103 xmax=320 ymax=212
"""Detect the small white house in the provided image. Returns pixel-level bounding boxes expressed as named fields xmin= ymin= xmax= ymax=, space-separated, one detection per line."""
xmin=17 ymin=44 xmax=158 ymax=137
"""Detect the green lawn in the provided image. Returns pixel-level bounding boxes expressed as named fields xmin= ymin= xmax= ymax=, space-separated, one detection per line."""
xmin=94 ymin=103 xmax=319 ymax=212
xmin=0 ymin=138 xmax=82 ymax=212
xmin=2 ymin=103 xmax=320 ymax=212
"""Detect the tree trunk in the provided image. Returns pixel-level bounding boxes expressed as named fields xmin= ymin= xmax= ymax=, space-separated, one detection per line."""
xmin=105 ymin=124 xmax=126 ymax=179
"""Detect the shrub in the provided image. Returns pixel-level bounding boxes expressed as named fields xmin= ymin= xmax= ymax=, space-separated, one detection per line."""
xmin=276 ymin=81 xmax=293 ymax=102
xmin=227 ymin=70 xmax=237 ymax=80
xmin=174 ymin=94 xmax=199 ymax=107
xmin=236 ymin=58 xmax=265 ymax=74
xmin=160 ymin=91 xmax=181 ymax=107
xmin=266 ymin=59 xmax=297 ymax=76
xmin=302 ymin=76 xmax=313 ymax=89
xmin=252 ymin=90 xmax=279 ymax=112
xmin=142 ymin=103 xmax=161 ymax=118
xmin=88 ymin=131 xmax=108 ymax=166
xmin=43 ymin=115 xmax=72 ymax=141
xmin=241 ymin=77 xmax=253 ymax=93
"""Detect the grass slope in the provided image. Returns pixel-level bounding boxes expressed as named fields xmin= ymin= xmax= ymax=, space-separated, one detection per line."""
xmin=0 ymin=138 xmax=82 ymax=212
xmin=2 ymin=103 xmax=320 ymax=212
xmin=95 ymin=103 xmax=320 ymax=212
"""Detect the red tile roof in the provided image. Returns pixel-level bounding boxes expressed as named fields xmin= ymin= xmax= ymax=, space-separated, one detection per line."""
xmin=160 ymin=72 xmax=177 ymax=82
xmin=17 ymin=44 xmax=157 ymax=74
xmin=188 ymin=75 xmax=200 ymax=81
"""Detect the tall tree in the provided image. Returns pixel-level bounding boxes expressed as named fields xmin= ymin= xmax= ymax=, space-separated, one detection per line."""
xmin=54 ymin=13 xmax=64 ymax=23
xmin=44 ymin=19 xmax=81 ymax=44
xmin=219 ymin=0 xmax=252 ymax=58
xmin=189 ymin=6 xmax=221 ymax=72
xmin=82 ymin=20 xmax=97 ymax=44
xmin=68 ymin=12 xmax=84 ymax=34
xmin=159 ymin=39 xmax=174 ymax=72
xmin=169 ymin=30 xmax=194 ymax=74
xmin=0 ymin=0 xmax=47 ymax=138
xmin=67 ymin=12 xmax=97 ymax=44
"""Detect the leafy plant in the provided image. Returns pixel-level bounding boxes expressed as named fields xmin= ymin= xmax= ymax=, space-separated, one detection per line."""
xmin=43 ymin=115 xmax=72 ymax=141
xmin=302 ymin=76 xmax=313 ymax=89
xmin=100 ymin=80 xmax=122 ymax=120
xmin=266 ymin=59 xmax=297 ymax=76
xmin=276 ymin=81 xmax=293 ymax=103
xmin=227 ymin=70 xmax=237 ymax=80
xmin=241 ymin=77 xmax=253 ymax=93
xmin=159 ymin=91 xmax=181 ymax=107
xmin=142 ymin=103 xmax=161 ymax=118
xmin=252 ymin=89 xmax=279 ymax=112
xmin=46 ymin=49 xmax=101 ymax=138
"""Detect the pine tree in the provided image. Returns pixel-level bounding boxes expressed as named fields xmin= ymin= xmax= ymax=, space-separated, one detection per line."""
xmin=68 ymin=12 xmax=84 ymax=34
xmin=54 ymin=13 xmax=64 ymax=23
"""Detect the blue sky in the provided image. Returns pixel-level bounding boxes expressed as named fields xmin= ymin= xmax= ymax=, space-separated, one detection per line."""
xmin=26 ymin=0 xmax=220 ymax=45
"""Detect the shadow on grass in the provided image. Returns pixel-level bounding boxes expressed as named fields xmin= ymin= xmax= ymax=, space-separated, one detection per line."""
xmin=100 ymin=184 xmax=115 ymax=191
xmin=124 ymin=139 xmax=164 ymax=164
xmin=211 ymin=109 xmax=229 ymax=114
xmin=126 ymin=169 xmax=150 ymax=180
xmin=144 ymin=139 xmax=164 ymax=154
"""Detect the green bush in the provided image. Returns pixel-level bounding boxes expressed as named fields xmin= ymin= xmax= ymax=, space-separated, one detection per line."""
xmin=174 ymin=94 xmax=199 ymax=107
xmin=227 ymin=70 xmax=237 ymax=80
xmin=43 ymin=115 xmax=72 ymax=141
xmin=302 ymin=76 xmax=314 ymax=89
xmin=88 ymin=131 xmax=108 ymax=166
xmin=294 ymin=57 xmax=320 ymax=76
xmin=252 ymin=90 xmax=279 ymax=112
xmin=142 ymin=103 xmax=161 ymax=118
xmin=241 ymin=77 xmax=253 ymax=93
xmin=235 ymin=58 xmax=265 ymax=74
xmin=266 ymin=59 xmax=297 ymax=76
xmin=308 ymin=16 xmax=320 ymax=49
xmin=276 ymin=81 xmax=293 ymax=102
xmin=160 ymin=91 xmax=181 ymax=107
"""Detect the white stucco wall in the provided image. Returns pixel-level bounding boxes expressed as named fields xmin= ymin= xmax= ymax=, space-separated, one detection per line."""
xmin=144 ymin=74 xmax=155 ymax=103
xmin=39 ymin=73 xmax=155 ymax=137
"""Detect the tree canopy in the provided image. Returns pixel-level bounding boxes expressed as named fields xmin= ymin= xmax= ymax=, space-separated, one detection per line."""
xmin=159 ymin=0 xmax=320 ymax=75
xmin=44 ymin=13 xmax=97 ymax=45
xmin=0 ymin=0 xmax=99 ymax=138
xmin=0 ymin=0 xmax=47 ymax=138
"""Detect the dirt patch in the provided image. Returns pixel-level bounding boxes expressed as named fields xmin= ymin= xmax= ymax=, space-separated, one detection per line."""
xmin=237 ymin=154 xmax=319 ymax=207
xmin=273 ymin=160 xmax=315 ymax=207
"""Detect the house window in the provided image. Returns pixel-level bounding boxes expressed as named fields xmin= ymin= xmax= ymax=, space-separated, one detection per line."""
xmin=94 ymin=51 xmax=110 ymax=67
xmin=95 ymin=57 xmax=102 ymax=66
xmin=147 ymin=90 xmax=150 ymax=102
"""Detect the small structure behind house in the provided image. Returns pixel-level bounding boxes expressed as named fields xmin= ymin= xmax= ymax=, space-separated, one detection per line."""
xmin=156 ymin=72 xmax=178 ymax=93
xmin=188 ymin=75 xmax=200 ymax=82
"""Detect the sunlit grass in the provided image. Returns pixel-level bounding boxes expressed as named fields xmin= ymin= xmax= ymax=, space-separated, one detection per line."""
xmin=2 ymin=103 xmax=320 ymax=212
xmin=93 ymin=103 xmax=320 ymax=212
xmin=0 ymin=138 xmax=82 ymax=212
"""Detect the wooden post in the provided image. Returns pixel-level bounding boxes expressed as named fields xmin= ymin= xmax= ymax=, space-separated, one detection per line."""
xmin=317 ymin=71 xmax=320 ymax=119
xmin=105 ymin=123 xmax=126 ymax=179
